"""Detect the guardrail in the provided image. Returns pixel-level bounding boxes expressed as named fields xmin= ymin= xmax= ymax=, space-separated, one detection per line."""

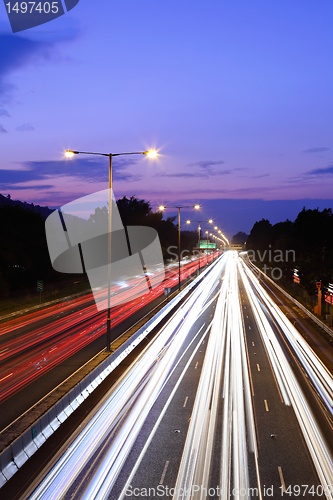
xmin=250 ymin=262 xmax=333 ymax=339
xmin=0 ymin=257 xmax=221 ymax=488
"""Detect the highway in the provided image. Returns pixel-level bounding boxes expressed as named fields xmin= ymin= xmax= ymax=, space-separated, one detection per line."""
xmin=0 ymin=253 xmax=216 ymax=415
xmin=9 ymin=251 xmax=332 ymax=500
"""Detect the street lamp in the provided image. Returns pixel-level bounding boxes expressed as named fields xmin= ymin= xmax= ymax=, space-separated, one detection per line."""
xmin=65 ymin=148 xmax=157 ymax=352
xmin=192 ymin=219 xmax=214 ymax=274
xmin=159 ymin=204 xmax=200 ymax=290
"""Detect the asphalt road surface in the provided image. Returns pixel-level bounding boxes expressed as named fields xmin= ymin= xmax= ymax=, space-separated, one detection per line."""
xmin=2 ymin=252 xmax=333 ymax=499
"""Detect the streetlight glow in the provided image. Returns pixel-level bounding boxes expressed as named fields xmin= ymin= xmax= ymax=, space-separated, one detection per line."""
xmin=194 ymin=205 xmax=200 ymax=210
xmin=208 ymin=219 xmax=213 ymax=224
xmin=159 ymin=205 xmax=166 ymax=211
xmin=186 ymin=220 xmax=191 ymax=224
xmin=64 ymin=146 xmax=157 ymax=352
xmin=144 ymin=150 xmax=157 ymax=158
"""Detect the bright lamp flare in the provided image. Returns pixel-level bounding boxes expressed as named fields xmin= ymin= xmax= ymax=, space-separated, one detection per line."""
xmin=65 ymin=151 xmax=75 ymax=157
xmin=208 ymin=219 xmax=213 ymax=224
xmin=146 ymin=150 xmax=157 ymax=158
xmin=194 ymin=205 xmax=200 ymax=210
xmin=186 ymin=220 xmax=191 ymax=224
xmin=159 ymin=205 xmax=165 ymax=211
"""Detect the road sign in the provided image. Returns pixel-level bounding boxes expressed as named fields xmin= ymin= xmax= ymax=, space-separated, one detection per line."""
xmin=37 ymin=281 xmax=44 ymax=292
xmin=316 ymin=282 xmax=321 ymax=290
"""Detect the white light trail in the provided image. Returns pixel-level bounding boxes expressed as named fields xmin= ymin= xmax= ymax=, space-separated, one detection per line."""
xmin=239 ymin=258 xmax=333 ymax=498
xmin=172 ymin=252 xmax=261 ymax=500
xmin=27 ymin=255 xmax=227 ymax=500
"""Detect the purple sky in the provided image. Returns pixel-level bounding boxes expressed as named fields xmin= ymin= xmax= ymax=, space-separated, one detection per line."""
xmin=0 ymin=1 xmax=332 ymax=236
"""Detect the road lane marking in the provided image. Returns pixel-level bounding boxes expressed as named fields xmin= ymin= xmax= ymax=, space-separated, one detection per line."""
xmin=257 ymin=364 xmax=260 ymax=371
xmin=159 ymin=460 xmax=169 ymax=485
xmin=118 ymin=321 xmax=214 ymax=499
xmin=278 ymin=466 xmax=286 ymax=492
xmin=264 ymin=399 xmax=269 ymax=412
xmin=183 ymin=396 xmax=188 ymax=408
xmin=0 ymin=372 xmax=13 ymax=382
xmin=195 ymin=362 xmax=198 ymax=369
xmin=252 ymin=342 xmax=255 ymax=346
xmin=246 ymin=315 xmax=248 ymax=318
xmin=248 ymin=325 xmax=251 ymax=330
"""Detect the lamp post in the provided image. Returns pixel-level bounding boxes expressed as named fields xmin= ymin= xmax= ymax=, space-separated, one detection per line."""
xmin=205 ymin=231 xmax=209 ymax=264
xmin=65 ymin=149 xmax=157 ymax=352
xmin=198 ymin=222 xmax=201 ymax=273
xmin=159 ymin=204 xmax=200 ymax=290
xmin=194 ymin=219 xmax=213 ymax=274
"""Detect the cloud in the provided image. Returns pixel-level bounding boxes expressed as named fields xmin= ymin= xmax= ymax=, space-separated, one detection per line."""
xmin=8 ymin=184 xmax=55 ymax=190
xmin=0 ymin=157 xmax=142 ymax=190
xmin=0 ymin=35 xmax=49 ymax=79
xmin=156 ymin=159 xmax=236 ymax=179
xmin=303 ymin=147 xmax=329 ymax=153
xmin=16 ymin=123 xmax=35 ymax=131
xmin=306 ymin=165 xmax=333 ymax=176
xmin=156 ymin=170 xmax=233 ymax=179
xmin=0 ymin=124 xmax=8 ymax=133
xmin=0 ymin=107 xmax=10 ymax=117
xmin=251 ymin=174 xmax=270 ymax=179
xmin=188 ymin=160 xmax=225 ymax=169
xmin=0 ymin=29 xmax=79 ymax=100
xmin=16 ymin=123 xmax=35 ymax=132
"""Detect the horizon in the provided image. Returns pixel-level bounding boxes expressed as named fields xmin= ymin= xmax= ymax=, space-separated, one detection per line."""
xmin=0 ymin=1 xmax=332 ymax=238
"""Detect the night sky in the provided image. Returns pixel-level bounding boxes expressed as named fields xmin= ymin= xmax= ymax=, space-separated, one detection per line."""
xmin=0 ymin=1 xmax=332 ymax=236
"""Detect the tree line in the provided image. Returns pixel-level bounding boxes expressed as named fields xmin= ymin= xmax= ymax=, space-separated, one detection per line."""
xmin=246 ymin=207 xmax=333 ymax=295
xmin=0 ymin=197 xmax=198 ymax=295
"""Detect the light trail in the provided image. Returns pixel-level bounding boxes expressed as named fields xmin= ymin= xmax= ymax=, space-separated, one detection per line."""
xmin=5 ymin=251 xmax=333 ymax=498
xmin=0 ymin=254 xmax=217 ymax=404
xmin=239 ymin=258 xmax=333 ymax=499
xmin=26 ymin=255 xmax=227 ymax=500
xmin=172 ymin=252 xmax=261 ymax=500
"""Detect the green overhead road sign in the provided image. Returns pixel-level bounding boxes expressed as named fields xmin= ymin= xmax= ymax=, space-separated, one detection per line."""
xmin=198 ymin=241 xmax=217 ymax=249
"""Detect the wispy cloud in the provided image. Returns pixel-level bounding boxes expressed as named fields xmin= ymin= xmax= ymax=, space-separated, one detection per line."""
xmin=16 ymin=123 xmax=34 ymax=131
xmin=155 ymin=159 xmax=240 ymax=179
xmin=0 ymin=29 xmax=79 ymax=102
xmin=285 ymin=163 xmax=333 ymax=184
xmin=303 ymin=147 xmax=329 ymax=153
xmin=0 ymin=124 xmax=8 ymax=133
xmin=306 ymin=165 xmax=333 ymax=176
xmin=156 ymin=169 xmax=233 ymax=179
xmin=188 ymin=160 xmax=225 ymax=168
xmin=0 ymin=157 xmax=142 ymax=190
xmin=0 ymin=106 xmax=10 ymax=117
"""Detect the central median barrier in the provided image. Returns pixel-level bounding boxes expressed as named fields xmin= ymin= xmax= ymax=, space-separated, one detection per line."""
xmin=0 ymin=255 xmax=222 ymax=488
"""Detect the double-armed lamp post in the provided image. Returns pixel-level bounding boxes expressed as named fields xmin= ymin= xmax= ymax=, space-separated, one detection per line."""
xmin=159 ymin=204 xmax=200 ymax=290
xmin=196 ymin=219 xmax=213 ymax=273
xmin=65 ymin=149 xmax=157 ymax=352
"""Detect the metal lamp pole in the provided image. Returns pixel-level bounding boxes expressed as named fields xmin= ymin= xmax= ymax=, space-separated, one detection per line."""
xmin=159 ymin=204 xmax=200 ymax=291
xmin=177 ymin=208 xmax=181 ymax=291
xmin=65 ymin=149 xmax=156 ymax=352
xmin=198 ymin=222 xmax=201 ymax=274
